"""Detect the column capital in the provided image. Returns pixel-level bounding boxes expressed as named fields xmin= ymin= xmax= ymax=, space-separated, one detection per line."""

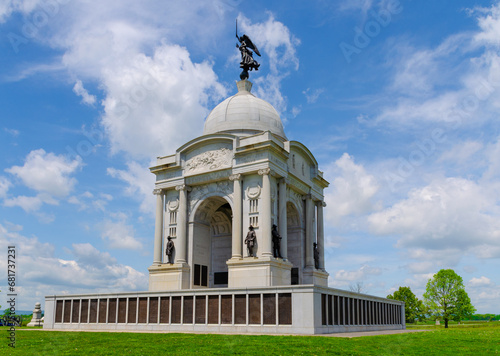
xmin=152 ymin=188 xmax=163 ymax=195
xmin=316 ymin=200 xmax=327 ymax=207
xmin=302 ymin=194 xmax=312 ymax=201
xmin=175 ymin=184 xmax=191 ymax=192
xmin=258 ymin=168 xmax=271 ymax=176
xmin=229 ymin=173 xmax=242 ymax=181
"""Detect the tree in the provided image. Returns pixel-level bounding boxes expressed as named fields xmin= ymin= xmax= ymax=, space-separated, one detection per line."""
xmin=423 ymin=269 xmax=475 ymax=328
xmin=349 ymin=282 xmax=366 ymax=294
xmin=387 ymin=286 xmax=424 ymax=323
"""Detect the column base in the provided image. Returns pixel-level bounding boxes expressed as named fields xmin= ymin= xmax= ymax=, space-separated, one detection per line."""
xmin=148 ymin=263 xmax=190 ymax=291
xmin=227 ymin=256 xmax=293 ymax=288
xmin=302 ymin=267 xmax=329 ymax=287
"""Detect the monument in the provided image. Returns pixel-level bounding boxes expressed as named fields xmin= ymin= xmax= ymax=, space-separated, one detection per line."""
xmin=43 ymin=29 xmax=405 ymax=334
xmin=27 ymin=302 xmax=43 ymax=327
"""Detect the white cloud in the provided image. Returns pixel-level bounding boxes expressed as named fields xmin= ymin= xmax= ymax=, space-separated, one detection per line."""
xmin=3 ymin=193 xmax=58 ymax=213
xmin=73 ymin=79 xmax=96 ymax=105
xmin=303 ymin=88 xmax=325 ymax=104
xmin=5 ymin=149 xmax=82 ymax=198
xmin=324 ymin=153 xmax=380 ymax=225
xmin=107 ymin=161 xmax=155 ymax=214
xmin=0 ymin=176 xmax=11 ymax=198
xmin=334 ymin=265 xmax=382 ymax=282
xmin=469 ymin=276 xmax=492 ymax=287
xmin=0 ymin=222 xmax=147 ymax=310
xmin=369 ymin=177 xmax=500 ymax=259
xmin=99 ymin=218 xmax=143 ymax=250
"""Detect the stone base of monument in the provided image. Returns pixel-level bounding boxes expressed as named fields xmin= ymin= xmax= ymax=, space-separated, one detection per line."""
xmin=302 ymin=267 xmax=329 ymax=287
xmin=148 ymin=263 xmax=190 ymax=291
xmin=43 ymin=285 xmax=405 ymax=334
xmin=226 ymin=256 xmax=293 ymax=288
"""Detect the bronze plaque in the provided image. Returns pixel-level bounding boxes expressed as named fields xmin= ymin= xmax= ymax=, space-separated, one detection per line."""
xmin=160 ymin=297 xmax=170 ymax=324
xmin=171 ymin=296 xmax=181 ymax=324
xmin=55 ymin=300 xmax=63 ymax=323
xmin=183 ymin=296 xmax=194 ymax=324
xmin=221 ymin=295 xmax=232 ymax=324
xmin=89 ymin=299 xmax=98 ymax=323
xmin=138 ymin=297 xmax=148 ymax=323
xmin=128 ymin=298 xmax=137 ymax=324
xmin=149 ymin=297 xmax=158 ymax=324
xmin=263 ymin=294 xmax=276 ymax=325
xmin=71 ymin=300 xmax=80 ymax=323
xmin=98 ymin=299 xmax=107 ymax=323
xmin=208 ymin=295 xmax=219 ymax=324
xmin=108 ymin=299 xmax=117 ymax=323
xmin=333 ymin=296 xmax=339 ymax=325
xmin=81 ymin=299 xmax=89 ymax=323
xmin=118 ymin=298 xmax=127 ymax=323
xmin=248 ymin=294 xmax=260 ymax=324
xmin=278 ymin=293 xmax=292 ymax=325
xmin=63 ymin=300 xmax=71 ymax=323
xmin=234 ymin=295 xmax=246 ymax=325
xmin=195 ymin=296 xmax=206 ymax=324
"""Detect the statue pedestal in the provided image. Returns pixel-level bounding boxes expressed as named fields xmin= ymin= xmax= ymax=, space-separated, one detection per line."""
xmin=227 ymin=256 xmax=293 ymax=288
xmin=148 ymin=263 xmax=190 ymax=291
xmin=302 ymin=267 xmax=329 ymax=287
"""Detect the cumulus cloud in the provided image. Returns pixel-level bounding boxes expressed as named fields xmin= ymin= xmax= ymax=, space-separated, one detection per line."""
xmin=324 ymin=153 xmax=380 ymax=225
xmin=369 ymin=177 xmax=500 ymax=260
xmin=107 ymin=161 xmax=156 ymax=215
xmin=469 ymin=276 xmax=492 ymax=287
xmin=98 ymin=217 xmax=143 ymax=250
xmin=334 ymin=265 xmax=382 ymax=282
xmin=5 ymin=149 xmax=82 ymax=198
xmin=0 ymin=222 xmax=147 ymax=309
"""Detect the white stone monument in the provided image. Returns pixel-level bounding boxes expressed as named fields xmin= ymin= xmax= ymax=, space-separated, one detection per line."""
xmin=148 ymin=79 xmax=330 ymax=291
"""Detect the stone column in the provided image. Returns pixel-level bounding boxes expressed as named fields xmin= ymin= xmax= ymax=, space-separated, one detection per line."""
xmin=258 ymin=168 xmax=273 ymax=257
xmin=316 ymin=201 xmax=326 ymax=270
xmin=229 ymin=174 xmax=242 ymax=259
xmin=175 ymin=184 xmax=190 ymax=264
xmin=305 ymin=194 xmax=314 ymax=268
xmin=278 ymin=178 xmax=288 ymax=260
xmin=153 ymin=189 xmax=164 ymax=265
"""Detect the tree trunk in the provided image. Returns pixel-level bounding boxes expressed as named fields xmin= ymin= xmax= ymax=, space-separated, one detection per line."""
xmin=445 ymin=318 xmax=449 ymax=328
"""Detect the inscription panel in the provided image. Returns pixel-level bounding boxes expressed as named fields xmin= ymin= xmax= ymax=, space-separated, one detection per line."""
xmin=249 ymin=294 xmax=261 ymax=324
xmin=149 ymin=297 xmax=158 ymax=324
xmin=81 ymin=299 xmax=89 ymax=323
xmin=108 ymin=299 xmax=117 ymax=323
xmin=208 ymin=295 xmax=219 ymax=324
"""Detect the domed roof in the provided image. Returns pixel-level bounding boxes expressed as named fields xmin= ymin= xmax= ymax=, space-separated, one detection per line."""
xmin=203 ymin=80 xmax=287 ymax=140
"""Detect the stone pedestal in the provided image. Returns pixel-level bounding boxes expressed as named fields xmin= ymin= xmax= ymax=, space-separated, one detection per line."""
xmin=148 ymin=263 xmax=190 ymax=291
xmin=302 ymin=267 xmax=329 ymax=287
xmin=27 ymin=302 xmax=43 ymax=327
xmin=227 ymin=256 xmax=293 ymax=288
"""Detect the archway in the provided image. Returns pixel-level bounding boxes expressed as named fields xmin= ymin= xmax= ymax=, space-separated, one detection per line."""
xmin=191 ymin=196 xmax=232 ymax=288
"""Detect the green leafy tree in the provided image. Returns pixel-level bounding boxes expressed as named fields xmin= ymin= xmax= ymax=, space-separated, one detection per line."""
xmin=387 ymin=286 xmax=424 ymax=323
xmin=423 ymin=269 xmax=475 ymax=328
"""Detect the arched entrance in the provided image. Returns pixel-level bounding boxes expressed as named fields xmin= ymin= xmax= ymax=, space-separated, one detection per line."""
xmin=191 ymin=196 xmax=232 ymax=288
xmin=287 ymin=201 xmax=304 ymax=285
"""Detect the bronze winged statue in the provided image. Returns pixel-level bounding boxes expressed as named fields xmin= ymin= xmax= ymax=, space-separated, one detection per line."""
xmin=236 ymin=20 xmax=261 ymax=80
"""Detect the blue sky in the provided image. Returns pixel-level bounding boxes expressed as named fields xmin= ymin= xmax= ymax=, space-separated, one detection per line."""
xmin=1 ymin=0 xmax=500 ymax=314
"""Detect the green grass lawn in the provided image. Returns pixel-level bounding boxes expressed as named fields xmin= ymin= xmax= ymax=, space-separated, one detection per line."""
xmin=1 ymin=323 xmax=499 ymax=355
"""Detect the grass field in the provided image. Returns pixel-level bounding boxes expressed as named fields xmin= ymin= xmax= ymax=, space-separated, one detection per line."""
xmin=1 ymin=322 xmax=499 ymax=355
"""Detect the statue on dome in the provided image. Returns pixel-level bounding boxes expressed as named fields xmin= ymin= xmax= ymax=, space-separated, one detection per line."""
xmin=236 ymin=20 xmax=261 ymax=80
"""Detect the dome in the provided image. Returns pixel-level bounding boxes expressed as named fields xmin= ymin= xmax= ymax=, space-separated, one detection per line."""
xmin=203 ymin=80 xmax=287 ymax=140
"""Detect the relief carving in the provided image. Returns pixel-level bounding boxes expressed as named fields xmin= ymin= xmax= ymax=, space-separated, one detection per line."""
xmin=246 ymin=185 xmax=261 ymax=199
xmin=185 ymin=148 xmax=232 ymax=173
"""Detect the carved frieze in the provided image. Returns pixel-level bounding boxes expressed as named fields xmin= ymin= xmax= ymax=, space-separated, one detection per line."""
xmin=185 ymin=148 xmax=232 ymax=174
